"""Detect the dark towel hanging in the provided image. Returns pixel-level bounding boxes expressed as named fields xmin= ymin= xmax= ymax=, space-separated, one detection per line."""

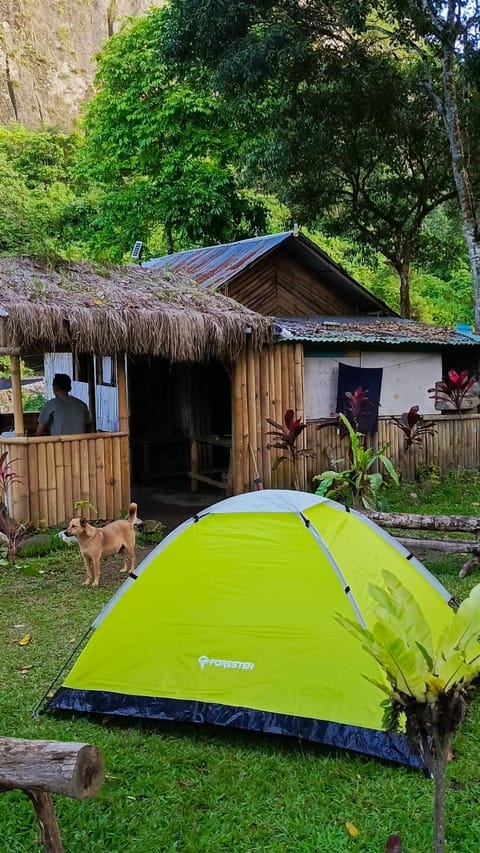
xmin=336 ymin=363 xmax=383 ymax=433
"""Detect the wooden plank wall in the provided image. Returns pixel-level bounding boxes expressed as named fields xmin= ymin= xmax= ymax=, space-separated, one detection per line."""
xmin=232 ymin=342 xmax=480 ymax=494
xmin=226 ymin=250 xmax=355 ymax=316
xmin=0 ymin=432 xmax=130 ymax=527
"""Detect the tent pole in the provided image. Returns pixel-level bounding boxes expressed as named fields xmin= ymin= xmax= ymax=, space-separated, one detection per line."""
xmin=10 ymin=354 xmax=25 ymax=436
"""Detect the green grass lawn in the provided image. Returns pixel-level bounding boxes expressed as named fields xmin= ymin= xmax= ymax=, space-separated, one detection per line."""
xmin=2 ymin=481 xmax=480 ymax=852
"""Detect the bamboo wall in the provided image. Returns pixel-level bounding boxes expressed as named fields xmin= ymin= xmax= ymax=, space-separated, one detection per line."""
xmin=232 ymin=342 xmax=480 ymax=494
xmin=0 ymin=432 xmax=130 ymax=527
xmin=305 ymin=414 xmax=480 ymax=488
xmin=232 ymin=341 xmax=306 ymax=493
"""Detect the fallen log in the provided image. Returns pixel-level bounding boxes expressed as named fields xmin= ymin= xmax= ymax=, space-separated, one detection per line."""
xmin=363 ymin=511 xmax=480 ymax=533
xmin=395 ymin=537 xmax=479 ymax=554
xmin=0 ymin=737 xmax=104 ymax=853
xmin=361 ymin=510 xmax=480 ymax=576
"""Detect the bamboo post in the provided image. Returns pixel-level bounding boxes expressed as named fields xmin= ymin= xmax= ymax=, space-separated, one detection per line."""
xmin=241 ymin=351 xmax=249 ymax=492
xmin=190 ymin=438 xmax=199 ymax=493
xmin=259 ymin=348 xmax=271 ymax=489
xmin=116 ymin=355 xmax=128 ymax=432
xmin=120 ymin=435 xmax=131 ymax=509
xmin=274 ymin=344 xmax=285 ymax=486
xmin=87 ymin=355 xmax=97 ymax=432
xmin=231 ymin=358 xmax=245 ymax=494
xmin=268 ymin=346 xmax=278 ymax=488
xmin=246 ymin=344 xmax=257 ymax=489
xmin=253 ymin=345 xmax=262 ymax=484
xmin=10 ymin=355 xmax=24 ymax=436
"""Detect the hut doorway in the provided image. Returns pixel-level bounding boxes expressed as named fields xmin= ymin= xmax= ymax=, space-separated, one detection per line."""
xmin=127 ymin=356 xmax=232 ymax=493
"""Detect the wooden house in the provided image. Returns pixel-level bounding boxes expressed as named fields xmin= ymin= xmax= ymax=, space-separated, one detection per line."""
xmin=16 ymin=233 xmax=480 ymax=527
xmin=146 ymin=231 xmax=480 ymax=486
xmin=0 ymin=256 xmax=272 ymax=526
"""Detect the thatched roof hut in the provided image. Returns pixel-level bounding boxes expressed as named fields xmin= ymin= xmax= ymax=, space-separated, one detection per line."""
xmin=0 ymin=256 xmax=273 ymax=361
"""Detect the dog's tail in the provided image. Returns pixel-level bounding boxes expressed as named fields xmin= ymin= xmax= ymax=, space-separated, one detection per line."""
xmin=127 ymin=502 xmax=138 ymax=526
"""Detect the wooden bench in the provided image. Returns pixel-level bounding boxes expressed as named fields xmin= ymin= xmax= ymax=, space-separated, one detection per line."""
xmin=0 ymin=736 xmax=104 ymax=852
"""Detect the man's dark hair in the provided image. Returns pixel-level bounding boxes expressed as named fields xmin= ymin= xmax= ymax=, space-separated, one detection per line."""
xmin=53 ymin=373 xmax=72 ymax=392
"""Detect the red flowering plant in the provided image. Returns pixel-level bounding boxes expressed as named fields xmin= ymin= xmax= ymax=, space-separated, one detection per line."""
xmin=266 ymin=409 xmax=314 ymax=490
xmin=428 ymin=369 xmax=477 ymax=414
xmin=344 ymin=385 xmax=377 ymax=434
xmin=315 ymin=386 xmax=377 ymax=438
xmin=391 ymin=406 xmax=437 ymax=449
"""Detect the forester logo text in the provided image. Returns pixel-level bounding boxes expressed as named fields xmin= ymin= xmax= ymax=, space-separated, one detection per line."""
xmin=198 ymin=655 xmax=255 ymax=671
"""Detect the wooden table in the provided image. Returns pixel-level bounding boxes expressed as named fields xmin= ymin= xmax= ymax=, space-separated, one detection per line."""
xmin=189 ymin=435 xmax=232 ymax=493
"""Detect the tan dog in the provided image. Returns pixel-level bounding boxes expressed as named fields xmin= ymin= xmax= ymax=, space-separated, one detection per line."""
xmin=66 ymin=503 xmax=138 ymax=587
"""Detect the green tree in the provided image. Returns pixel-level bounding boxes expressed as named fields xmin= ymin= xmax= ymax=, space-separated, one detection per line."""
xmin=77 ymin=8 xmax=268 ymax=259
xmin=356 ymin=0 xmax=480 ymax=332
xmin=0 ymin=125 xmax=81 ymax=259
xmin=0 ymin=125 xmax=79 ymax=188
xmin=166 ymin=2 xmax=454 ymax=317
xmin=276 ymin=47 xmax=454 ymax=317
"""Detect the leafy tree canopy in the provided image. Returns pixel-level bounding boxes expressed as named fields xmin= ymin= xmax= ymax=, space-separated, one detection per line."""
xmin=165 ymin=0 xmax=455 ymax=316
xmin=77 ymin=8 xmax=269 ymax=259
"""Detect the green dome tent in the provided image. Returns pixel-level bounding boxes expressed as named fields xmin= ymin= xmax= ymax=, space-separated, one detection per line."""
xmin=45 ymin=490 xmax=454 ymax=768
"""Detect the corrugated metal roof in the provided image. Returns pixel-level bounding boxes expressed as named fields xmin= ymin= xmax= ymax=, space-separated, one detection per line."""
xmin=275 ymin=316 xmax=480 ymax=347
xmin=144 ymin=232 xmax=292 ymax=289
xmin=144 ymin=231 xmax=396 ymax=316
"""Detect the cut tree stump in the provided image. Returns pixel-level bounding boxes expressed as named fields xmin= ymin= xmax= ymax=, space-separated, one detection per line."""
xmin=0 ymin=737 xmax=105 ymax=853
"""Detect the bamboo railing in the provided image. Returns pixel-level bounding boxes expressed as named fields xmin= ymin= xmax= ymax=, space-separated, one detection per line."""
xmin=305 ymin=414 xmax=480 ymax=487
xmin=0 ymin=432 xmax=130 ymax=526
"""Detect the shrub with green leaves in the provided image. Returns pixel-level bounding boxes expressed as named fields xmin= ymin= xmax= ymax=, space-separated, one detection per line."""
xmin=313 ymin=413 xmax=399 ymax=509
xmin=337 ymin=572 xmax=480 ymax=853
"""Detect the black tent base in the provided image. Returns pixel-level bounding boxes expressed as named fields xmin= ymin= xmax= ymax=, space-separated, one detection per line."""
xmin=47 ymin=687 xmax=424 ymax=770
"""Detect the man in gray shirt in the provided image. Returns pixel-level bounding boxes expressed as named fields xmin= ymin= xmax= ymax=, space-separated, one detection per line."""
xmin=36 ymin=373 xmax=93 ymax=436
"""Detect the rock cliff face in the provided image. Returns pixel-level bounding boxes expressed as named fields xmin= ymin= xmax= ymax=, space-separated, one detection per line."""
xmin=0 ymin=0 xmax=156 ymax=129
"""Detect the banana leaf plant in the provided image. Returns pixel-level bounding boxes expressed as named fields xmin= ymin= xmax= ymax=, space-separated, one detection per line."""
xmin=428 ymin=369 xmax=477 ymax=414
xmin=391 ymin=406 xmax=437 ymax=449
xmin=337 ymin=573 xmax=480 ymax=853
xmin=266 ymin=409 xmax=314 ymax=490
xmin=313 ymin=413 xmax=398 ymax=509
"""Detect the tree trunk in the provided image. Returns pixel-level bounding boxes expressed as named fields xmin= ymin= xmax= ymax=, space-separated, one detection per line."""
xmin=431 ymin=741 xmax=449 ymax=853
xmin=440 ymin=41 xmax=480 ymax=332
xmin=397 ymin=259 xmax=411 ymax=318
xmin=165 ymin=224 xmax=174 ymax=255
